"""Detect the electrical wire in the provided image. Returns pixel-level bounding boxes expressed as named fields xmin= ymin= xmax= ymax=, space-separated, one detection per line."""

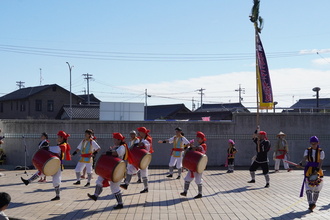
xmin=0 ymin=44 xmax=314 ymax=62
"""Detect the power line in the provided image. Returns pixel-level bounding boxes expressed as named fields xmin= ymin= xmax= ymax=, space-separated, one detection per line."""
xmin=0 ymin=43 xmax=317 ymax=62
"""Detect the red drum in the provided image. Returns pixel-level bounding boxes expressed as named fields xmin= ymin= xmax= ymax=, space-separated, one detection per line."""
xmin=183 ymin=150 xmax=208 ymax=173
xmin=95 ymin=154 xmax=126 ymax=183
xmin=130 ymin=146 xmax=152 ymax=170
xmin=32 ymin=148 xmax=61 ymax=176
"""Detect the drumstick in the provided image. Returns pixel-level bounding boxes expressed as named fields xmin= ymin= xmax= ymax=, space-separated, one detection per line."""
xmin=283 ymin=160 xmax=303 ymax=168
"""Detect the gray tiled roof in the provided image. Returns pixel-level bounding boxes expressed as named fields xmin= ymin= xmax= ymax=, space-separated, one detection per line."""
xmin=146 ymin=104 xmax=191 ymax=120
xmin=290 ymin=98 xmax=330 ymax=108
xmin=195 ymin=103 xmax=250 ymax=113
xmin=60 ymin=105 xmax=100 ymax=119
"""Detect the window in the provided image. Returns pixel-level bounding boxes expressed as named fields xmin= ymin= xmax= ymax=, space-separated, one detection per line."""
xmin=35 ymin=100 xmax=42 ymax=111
xmin=20 ymin=101 xmax=26 ymax=112
xmin=0 ymin=103 xmax=3 ymax=113
xmin=47 ymin=100 xmax=54 ymax=112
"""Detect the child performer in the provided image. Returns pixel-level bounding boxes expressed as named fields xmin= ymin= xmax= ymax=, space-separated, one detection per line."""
xmin=226 ymin=139 xmax=237 ymax=173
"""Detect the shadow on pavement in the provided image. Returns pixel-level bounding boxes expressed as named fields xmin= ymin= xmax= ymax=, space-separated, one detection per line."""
xmin=10 ymin=200 xmax=50 ymax=208
xmin=270 ymin=210 xmax=310 ymax=219
xmin=319 ymin=203 xmax=330 ymax=211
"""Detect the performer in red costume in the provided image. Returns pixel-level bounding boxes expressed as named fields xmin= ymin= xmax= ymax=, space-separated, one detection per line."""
xmin=21 ymin=131 xmax=71 ymax=201
xmin=120 ymin=127 xmax=153 ymax=193
xmin=180 ymin=131 xmax=207 ymax=199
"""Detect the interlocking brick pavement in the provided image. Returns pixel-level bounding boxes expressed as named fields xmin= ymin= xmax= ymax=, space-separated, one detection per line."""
xmin=1 ymin=168 xmax=330 ymax=220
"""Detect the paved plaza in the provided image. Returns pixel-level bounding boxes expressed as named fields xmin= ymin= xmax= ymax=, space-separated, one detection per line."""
xmin=1 ymin=167 xmax=330 ymax=220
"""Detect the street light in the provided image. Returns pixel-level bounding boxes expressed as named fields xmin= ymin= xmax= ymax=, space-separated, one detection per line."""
xmin=312 ymin=87 xmax=321 ymax=109
xmin=66 ymin=62 xmax=74 ymax=120
xmin=145 ymin=89 xmax=151 ymax=120
xmin=273 ymin=101 xmax=278 ymax=113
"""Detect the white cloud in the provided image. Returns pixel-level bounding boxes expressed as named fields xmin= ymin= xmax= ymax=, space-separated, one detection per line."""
xmin=312 ymin=58 xmax=330 ymax=65
xmin=119 ymin=68 xmax=330 ymax=110
xmin=299 ymin=49 xmax=330 ymax=54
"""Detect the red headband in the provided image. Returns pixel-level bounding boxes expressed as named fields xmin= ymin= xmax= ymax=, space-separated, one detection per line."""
xmin=57 ymin=131 xmax=70 ymax=139
xmin=113 ymin=132 xmax=125 ymax=141
xmin=196 ymin=131 xmax=206 ymax=141
xmin=137 ymin=127 xmax=150 ymax=134
xmin=258 ymin=131 xmax=268 ymax=140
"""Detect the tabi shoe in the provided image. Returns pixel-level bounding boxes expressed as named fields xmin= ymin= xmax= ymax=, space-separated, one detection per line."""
xmin=309 ymin=204 xmax=316 ymax=212
xmin=247 ymin=180 xmax=255 ymax=183
xmin=166 ymin=174 xmax=173 ymax=178
xmin=140 ymin=188 xmax=148 ymax=193
xmin=51 ymin=196 xmax=60 ymax=201
xmin=87 ymin=193 xmax=97 ymax=201
xmin=73 ymin=181 xmax=81 ymax=185
xmin=287 ymin=168 xmax=293 ymax=172
xmin=176 ymin=175 xmax=181 ymax=179
xmin=120 ymin=184 xmax=128 ymax=190
xmin=226 ymin=170 xmax=231 ymax=173
xmin=113 ymin=204 xmax=124 ymax=210
xmin=274 ymin=170 xmax=279 ymax=173
xmin=194 ymin=194 xmax=202 ymax=199
xmin=21 ymin=177 xmax=29 ymax=186
xmin=136 ymin=179 xmax=142 ymax=183
xmin=84 ymin=182 xmax=90 ymax=187
xmin=265 ymin=183 xmax=270 ymax=188
xmin=180 ymin=192 xmax=187 ymax=197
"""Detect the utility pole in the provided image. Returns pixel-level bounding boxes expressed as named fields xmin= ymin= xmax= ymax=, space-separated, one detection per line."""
xmin=235 ymin=84 xmax=245 ymax=103
xmin=39 ymin=68 xmax=43 ymax=86
xmin=192 ymin=97 xmax=196 ymax=111
xmin=83 ymin=73 xmax=93 ymax=105
xmin=196 ymin=88 xmax=205 ymax=109
xmin=16 ymin=81 xmax=25 ymax=89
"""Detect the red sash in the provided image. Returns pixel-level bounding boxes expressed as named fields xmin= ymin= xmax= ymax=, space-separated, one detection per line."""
xmin=276 ymin=150 xmax=286 ymax=159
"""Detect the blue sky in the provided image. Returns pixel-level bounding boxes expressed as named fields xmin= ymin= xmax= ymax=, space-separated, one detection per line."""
xmin=1 ymin=1 xmax=329 ymax=109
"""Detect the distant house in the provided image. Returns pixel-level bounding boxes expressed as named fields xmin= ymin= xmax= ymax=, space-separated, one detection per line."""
xmin=288 ymin=98 xmax=330 ymax=112
xmin=78 ymin=94 xmax=101 ymax=105
xmin=0 ymin=84 xmax=83 ymax=119
xmin=195 ymin=103 xmax=250 ymax=113
xmin=145 ymin=104 xmax=191 ymax=120
xmin=57 ymin=105 xmax=100 ymax=120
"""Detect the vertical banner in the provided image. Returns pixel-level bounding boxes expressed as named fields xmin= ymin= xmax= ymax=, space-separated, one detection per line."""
xmin=256 ymin=33 xmax=274 ymax=109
